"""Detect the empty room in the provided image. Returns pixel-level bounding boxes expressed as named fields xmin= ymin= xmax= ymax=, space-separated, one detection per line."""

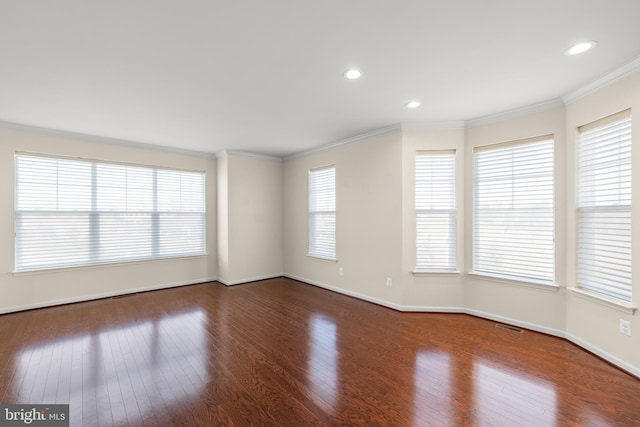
xmin=1 ymin=1 xmax=639 ymax=426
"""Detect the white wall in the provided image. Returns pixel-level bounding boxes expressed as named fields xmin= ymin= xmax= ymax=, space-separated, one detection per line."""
xmin=0 ymin=126 xmax=217 ymax=313
xmin=217 ymin=152 xmax=283 ymax=284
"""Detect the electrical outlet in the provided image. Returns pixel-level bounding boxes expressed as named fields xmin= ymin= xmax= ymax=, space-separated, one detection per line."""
xmin=339 ymin=267 xmax=344 ymax=277
xmin=620 ymin=319 xmax=631 ymax=336
xmin=386 ymin=277 xmax=392 ymax=287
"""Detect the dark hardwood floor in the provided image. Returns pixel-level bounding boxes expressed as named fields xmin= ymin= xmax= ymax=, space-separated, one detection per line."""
xmin=1 ymin=278 xmax=639 ymax=426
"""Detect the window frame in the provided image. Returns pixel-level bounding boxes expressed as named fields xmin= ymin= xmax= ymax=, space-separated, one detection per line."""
xmin=575 ymin=110 xmax=632 ymax=303
xmin=472 ymin=135 xmax=555 ymax=285
xmin=415 ymin=150 xmax=457 ymax=272
xmin=308 ymin=165 xmax=336 ymax=261
xmin=14 ymin=152 xmax=206 ymax=272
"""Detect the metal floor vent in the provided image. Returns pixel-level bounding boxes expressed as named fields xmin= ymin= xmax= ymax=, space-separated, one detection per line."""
xmin=111 ymin=293 xmax=138 ymax=300
xmin=495 ymin=323 xmax=524 ymax=333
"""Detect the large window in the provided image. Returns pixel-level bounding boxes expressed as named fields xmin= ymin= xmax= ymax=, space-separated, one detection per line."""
xmin=473 ymin=136 xmax=554 ymax=284
xmin=576 ymin=111 xmax=632 ymax=302
xmin=415 ymin=150 xmax=457 ymax=270
xmin=15 ymin=153 xmax=206 ymax=271
xmin=308 ymin=166 xmax=336 ymax=260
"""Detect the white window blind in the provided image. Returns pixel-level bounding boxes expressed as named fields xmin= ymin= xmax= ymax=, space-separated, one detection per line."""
xmin=473 ymin=137 xmax=554 ymax=283
xmin=415 ymin=150 xmax=456 ymax=270
xmin=577 ymin=111 xmax=632 ymax=302
xmin=309 ymin=166 xmax=336 ymax=260
xmin=15 ymin=154 xmax=206 ymax=271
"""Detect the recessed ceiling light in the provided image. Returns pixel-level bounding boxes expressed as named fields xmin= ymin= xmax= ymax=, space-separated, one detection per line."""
xmin=344 ymin=69 xmax=362 ymax=79
xmin=406 ymin=101 xmax=421 ymax=109
xmin=565 ymin=41 xmax=597 ymax=56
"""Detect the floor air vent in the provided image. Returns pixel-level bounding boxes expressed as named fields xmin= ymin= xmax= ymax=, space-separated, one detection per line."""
xmin=111 ymin=293 xmax=138 ymax=300
xmin=495 ymin=323 xmax=524 ymax=333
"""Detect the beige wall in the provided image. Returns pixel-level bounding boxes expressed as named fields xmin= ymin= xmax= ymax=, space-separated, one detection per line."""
xmin=564 ymin=71 xmax=640 ymax=373
xmin=400 ymin=127 xmax=466 ymax=309
xmin=216 ymin=154 xmax=229 ymax=280
xmin=217 ymin=152 xmax=283 ymax=284
xmin=0 ymin=126 xmax=217 ymax=313
xmin=284 ymin=132 xmax=405 ymax=306
xmin=464 ymin=107 xmax=567 ymax=333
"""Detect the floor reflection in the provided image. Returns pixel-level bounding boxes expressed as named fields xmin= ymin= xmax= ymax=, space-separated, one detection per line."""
xmin=413 ymin=350 xmax=452 ymax=425
xmin=308 ymin=314 xmax=338 ymax=408
xmin=473 ymin=360 xmax=557 ymax=426
xmin=13 ymin=308 xmax=208 ymax=425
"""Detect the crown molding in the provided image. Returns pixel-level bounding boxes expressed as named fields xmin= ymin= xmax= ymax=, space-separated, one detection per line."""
xmin=563 ymin=55 xmax=640 ymax=105
xmin=465 ymin=98 xmax=565 ymax=128
xmin=0 ymin=119 xmax=216 ymax=158
xmin=216 ymin=149 xmax=282 ymax=162
xmin=285 ymin=123 xmax=402 ymax=160
xmin=400 ymin=121 xmax=465 ymax=132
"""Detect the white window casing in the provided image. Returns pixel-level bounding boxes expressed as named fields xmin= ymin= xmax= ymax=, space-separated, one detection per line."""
xmin=576 ymin=110 xmax=632 ymax=303
xmin=416 ymin=150 xmax=457 ymax=271
xmin=308 ymin=166 xmax=336 ymax=260
xmin=15 ymin=153 xmax=206 ymax=272
xmin=473 ymin=136 xmax=555 ymax=284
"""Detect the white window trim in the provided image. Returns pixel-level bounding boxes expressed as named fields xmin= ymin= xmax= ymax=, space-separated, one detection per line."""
xmin=11 ymin=253 xmax=208 ymax=276
xmin=415 ymin=150 xmax=457 ymax=271
xmin=308 ymin=165 xmax=336 ymax=261
xmin=575 ymin=110 xmax=632 ymax=303
xmin=14 ymin=152 xmax=206 ymax=272
xmin=413 ymin=269 xmax=460 ymax=277
xmin=569 ymin=287 xmax=637 ymax=315
xmin=468 ymin=271 xmax=560 ymax=291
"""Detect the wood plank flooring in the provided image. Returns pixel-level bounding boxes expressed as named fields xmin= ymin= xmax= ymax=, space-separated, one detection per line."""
xmin=1 ymin=277 xmax=639 ymax=426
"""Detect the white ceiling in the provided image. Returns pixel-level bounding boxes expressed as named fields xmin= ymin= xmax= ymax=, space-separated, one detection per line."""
xmin=1 ymin=0 xmax=639 ymax=157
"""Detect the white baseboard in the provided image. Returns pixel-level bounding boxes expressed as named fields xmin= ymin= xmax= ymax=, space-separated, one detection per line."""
xmin=401 ymin=305 xmax=466 ymax=313
xmin=0 ymin=276 xmax=218 ymax=314
xmin=218 ymin=273 xmax=284 ymax=286
xmin=565 ymin=333 xmax=640 ymax=379
xmin=285 ymin=273 xmax=406 ymax=311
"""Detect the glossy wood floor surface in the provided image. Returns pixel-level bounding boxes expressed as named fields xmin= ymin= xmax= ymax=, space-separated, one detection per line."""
xmin=1 ymin=278 xmax=639 ymax=426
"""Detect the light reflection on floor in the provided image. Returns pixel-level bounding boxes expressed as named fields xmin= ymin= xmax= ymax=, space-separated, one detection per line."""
xmin=13 ymin=308 xmax=208 ymax=425
xmin=413 ymin=350 xmax=452 ymax=425
xmin=308 ymin=314 xmax=338 ymax=409
xmin=473 ymin=360 xmax=557 ymax=426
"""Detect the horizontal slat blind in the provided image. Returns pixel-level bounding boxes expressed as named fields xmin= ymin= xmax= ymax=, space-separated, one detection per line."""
xmin=416 ymin=151 xmax=456 ymax=270
xmin=309 ymin=166 xmax=336 ymax=260
xmin=577 ymin=113 xmax=632 ymax=302
xmin=473 ymin=139 xmax=554 ymax=283
xmin=15 ymin=154 xmax=205 ymax=271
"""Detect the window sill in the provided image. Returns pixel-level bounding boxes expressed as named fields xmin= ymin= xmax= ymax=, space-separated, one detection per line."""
xmin=569 ymin=288 xmax=637 ymax=315
xmin=11 ymin=253 xmax=209 ymax=276
xmin=413 ymin=269 xmax=460 ymax=277
xmin=468 ymin=271 xmax=559 ymax=292
xmin=307 ymin=254 xmax=338 ymax=263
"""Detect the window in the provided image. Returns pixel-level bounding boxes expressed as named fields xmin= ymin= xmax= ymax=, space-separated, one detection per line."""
xmin=308 ymin=166 xmax=336 ymax=260
xmin=15 ymin=153 xmax=206 ymax=271
xmin=576 ymin=110 xmax=632 ymax=302
xmin=473 ymin=136 xmax=554 ymax=284
xmin=415 ymin=150 xmax=456 ymax=270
